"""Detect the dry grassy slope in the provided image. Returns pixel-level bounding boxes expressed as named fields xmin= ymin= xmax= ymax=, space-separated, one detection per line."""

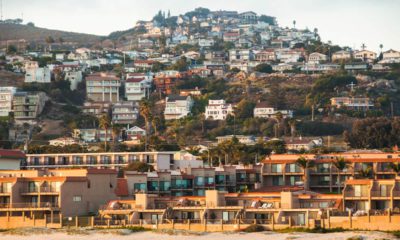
xmin=0 ymin=23 xmax=102 ymax=44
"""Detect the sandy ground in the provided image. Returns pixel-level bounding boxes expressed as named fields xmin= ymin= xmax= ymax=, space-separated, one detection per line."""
xmin=0 ymin=229 xmax=396 ymax=240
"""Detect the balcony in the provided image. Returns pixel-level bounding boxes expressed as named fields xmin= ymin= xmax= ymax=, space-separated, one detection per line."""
xmin=0 ymin=202 xmax=60 ymax=209
xmin=20 ymin=187 xmax=39 ymax=195
xmin=371 ymin=190 xmax=391 ymax=198
xmin=344 ymin=190 xmax=369 ymax=198
xmin=40 ymin=186 xmax=60 ymax=194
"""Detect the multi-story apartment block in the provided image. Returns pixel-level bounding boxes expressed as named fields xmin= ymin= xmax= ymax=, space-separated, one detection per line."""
xmin=82 ymin=101 xmax=111 ymax=117
xmin=330 ymin=97 xmax=373 ymax=111
xmin=13 ymin=92 xmax=47 ymax=124
xmin=262 ymin=153 xmax=400 ymax=194
xmin=120 ymin=164 xmax=261 ymax=198
xmin=86 ymin=73 xmax=121 ymax=103
xmin=205 ymin=99 xmax=234 ymax=120
xmin=229 ymin=49 xmax=254 ymax=62
xmin=0 ymin=87 xmax=16 ymax=117
xmin=164 ymin=95 xmax=193 ymax=120
xmin=25 ymin=151 xmax=202 ymax=171
xmin=253 ymin=102 xmax=293 ymax=119
xmin=112 ymin=101 xmax=139 ymax=125
xmin=0 ymin=169 xmax=117 ymax=218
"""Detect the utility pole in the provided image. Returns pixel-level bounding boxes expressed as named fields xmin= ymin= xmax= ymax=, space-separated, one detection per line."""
xmin=391 ymin=102 xmax=394 ymax=118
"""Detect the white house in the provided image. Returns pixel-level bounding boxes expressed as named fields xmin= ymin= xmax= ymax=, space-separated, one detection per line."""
xmin=49 ymin=137 xmax=78 ymax=146
xmin=381 ymin=49 xmax=400 ymax=63
xmin=205 ymin=99 xmax=234 ymax=120
xmin=253 ymin=102 xmax=293 ymax=119
xmin=198 ymin=39 xmax=215 ymax=48
xmin=126 ymin=126 xmax=146 ymax=141
xmin=25 ymin=67 xmax=51 ymax=83
xmin=308 ymin=52 xmax=328 ymax=64
xmin=332 ymin=50 xmax=352 ymax=62
xmin=65 ymin=71 xmax=83 ymax=90
xmin=164 ymin=95 xmax=194 ymax=120
xmin=125 ymin=75 xmax=152 ymax=101
xmin=0 ymin=87 xmax=17 ymax=117
xmin=354 ymin=50 xmax=377 ymax=62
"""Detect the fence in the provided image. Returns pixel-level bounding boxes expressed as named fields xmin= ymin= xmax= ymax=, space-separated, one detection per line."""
xmin=2 ymin=209 xmax=400 ymax=231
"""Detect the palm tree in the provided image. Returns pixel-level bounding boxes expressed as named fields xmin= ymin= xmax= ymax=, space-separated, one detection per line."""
xmin=390 ymin=162 xmax=400 ymax=176
xmin=99 ymin=114 xmax=111 ymax=151
xmin=313 ymin=28 xmax=318 ymax=38
xmin=139 ymin=100 xmax=152 ymax=150
xmin=112 ymin=125 xmax=122 ymax=151
xmin=358 ymin=166 xmax=373 ymax=179
xmin=379 ymin=44 xmax=384 ymax=54
xmin=296 ymin=156 xmax=315 ymax=190
xmin=332 ymin=157 xmax=351 ymax=193
xmin=293 ymin=20 xmax=296 ymax=29
xmin=151 ymin=116 xmax=161 ymax=136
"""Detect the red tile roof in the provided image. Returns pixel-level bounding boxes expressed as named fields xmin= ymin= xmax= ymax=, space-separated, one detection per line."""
xmin=0 ymin=149 xmax=25 ymax=159
xmin=126 ymin=77 xmax=146 ymax=83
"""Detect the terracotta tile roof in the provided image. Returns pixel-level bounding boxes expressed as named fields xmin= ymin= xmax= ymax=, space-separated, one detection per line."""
xmin=126 ymin=77 xmax=146 ymax=83
xmin=115 ymin=178 xmax=129 ymax=197
xmin=0 ymin=149 xmax=25 ymax=159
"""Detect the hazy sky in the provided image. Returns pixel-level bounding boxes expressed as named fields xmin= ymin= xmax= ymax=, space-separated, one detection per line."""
xmin=2 ymin=0 xmax=400 ymax=52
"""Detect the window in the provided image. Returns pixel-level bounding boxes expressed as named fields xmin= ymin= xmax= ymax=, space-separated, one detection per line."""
xmin=73 ymin=196 xmax=82 ymax=202
xmin=272 ymin=176 xmax=283 ymax=186
xmin=134 ymin=183 xmax=146 ymax=192
xmin=272 ymin=164 xmax=282 ymax=173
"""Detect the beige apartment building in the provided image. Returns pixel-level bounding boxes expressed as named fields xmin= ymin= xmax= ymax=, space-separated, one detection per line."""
xmin=0 ymin=169 xmax=117 ymax=219
xmin=86 ymin=73 xmax=121 ymax=103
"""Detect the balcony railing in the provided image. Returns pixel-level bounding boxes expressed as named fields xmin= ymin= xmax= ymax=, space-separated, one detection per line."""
xmin=371 ymin=190 xmax=391 ymax=197
xmin=40 ymin=186 xmax=60 ymax=193
xmin=0 ymin=202 xmax=59 ymax=209
xmin=344 ymin=190 xmax=369 ymax=198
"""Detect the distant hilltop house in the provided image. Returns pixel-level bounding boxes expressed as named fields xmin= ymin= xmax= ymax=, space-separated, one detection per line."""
xmin=284 ymin=137 xmax=323 ymax=152
xmin=307 ymin=52 xmax=328 ymax=64
xmin=24 ymin=61 xmax=51 ymax=83
xmin=380 ymin=49 xmax=400 ymax=64
xmin=332 ymin=50 xmax=352 ymax=62
xmin=205 ymin=99 xmax=234 ymax=120
xmin=164 ymin=95 xmax=194 ymax=120
xmin=353 ymin=50 xmax=377 ymax=63
xmin=49 ymin=137 xmax=78 ymax=147
xmin=253 ymin=102 xmax=293 ymax=119
xmin=330 ymin=97 xmax=373 ymax=111
xmin=216 ymin=135 xmax=258 ymax=145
